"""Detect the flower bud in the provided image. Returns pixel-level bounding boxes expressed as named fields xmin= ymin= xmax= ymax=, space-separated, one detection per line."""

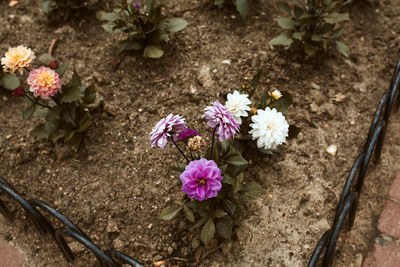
xmin=11 ymin=86 xmax=25 ymax=97
xmin=188 ymin=136 xmax=206 ymax=151
xmin=49 ymin=61 xmax=59 ymax=69
xmin=270 ymin=89 xmax=282 ymax=101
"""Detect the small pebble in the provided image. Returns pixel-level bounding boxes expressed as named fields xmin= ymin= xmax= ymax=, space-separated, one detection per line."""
xmin=326 ymin=145 xmax=337 ymax=156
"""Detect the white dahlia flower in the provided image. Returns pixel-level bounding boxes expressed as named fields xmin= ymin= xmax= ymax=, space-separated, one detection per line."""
xmin=249 ymin=107 xmax=289 ymax=150
xmin=225 ymin=90 xmax=251 ymax=125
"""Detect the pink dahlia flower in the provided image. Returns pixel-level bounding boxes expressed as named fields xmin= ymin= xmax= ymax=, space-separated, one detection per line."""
xmin=203 ymin=100 xmax=239 ymax=141
xmin=27 ymin=67 xmax=61 ymax=99
xmin=150 ymin=114 xmax=186 ymax=148
xmin=177 ymin=128 xmax=201 ymax=142
xmin=180 ymin=158 xmax=223 ymax=201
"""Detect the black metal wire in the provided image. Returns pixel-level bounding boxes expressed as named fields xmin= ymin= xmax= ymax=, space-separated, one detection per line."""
xmin=307 ymin=59 xmax=400 ymax=267
xmin=0 ymin=179 xmax=143 ymax=266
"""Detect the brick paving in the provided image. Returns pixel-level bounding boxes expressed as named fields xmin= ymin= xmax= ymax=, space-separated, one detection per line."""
xmin=0 ymin=239 xmax=25 ymax=267
xmin=363 ymin=170 xmax=400 ymax=267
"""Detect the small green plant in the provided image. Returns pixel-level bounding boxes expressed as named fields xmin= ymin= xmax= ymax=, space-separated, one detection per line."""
xmin=97 ymin=0 xmax=188 ymax=58
xmin=42 ymin=0 xmax=95 ymax=20
xmin=0 ymin=70 xmax=20 ymax=91
xmin=269 ymin=0 xmax=350 ymax=57
xmin=214 ymin=0 xmax=252 ymax=19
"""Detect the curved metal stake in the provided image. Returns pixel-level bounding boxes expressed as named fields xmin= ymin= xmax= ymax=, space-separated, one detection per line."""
xmin=105 ymin=249 xmax=144 ymax=267
xmin=307 ymin=230 xmax=331 ymax=267
xmin=334 ymin=153 xmax=364 ymax=225
xmin=0 ymin=183 xmax=48 ymax=235
xmin=356 ymin=120 xmax=384 ymax=194
xmin=28 ymin=200 xmax=91 ymax=262
xmin=55 ymin=228 xmax=119 ymax=267
xmin=322 ymin=192 xmax=357 ymax=266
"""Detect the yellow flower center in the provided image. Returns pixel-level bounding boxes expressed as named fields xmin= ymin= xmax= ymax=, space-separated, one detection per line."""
xmin=199 ymin=179 xmax=206 ymax=185
xmin=37 ymin=71 xmax=54 ymax=87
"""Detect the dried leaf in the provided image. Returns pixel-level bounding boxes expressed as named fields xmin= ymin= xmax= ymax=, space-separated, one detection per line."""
xmin=331 ymin=93 xmax=346 ymax=102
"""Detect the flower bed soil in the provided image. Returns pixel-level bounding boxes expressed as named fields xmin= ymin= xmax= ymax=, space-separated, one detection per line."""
xmin=1 ymin=0 xmax=400 ymax=266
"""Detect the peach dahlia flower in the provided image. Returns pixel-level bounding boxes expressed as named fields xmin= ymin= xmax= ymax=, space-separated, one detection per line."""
xmin=27 ymin=67 xmax=61 ymax=99
xmin=1 ymin=45 xmax=35 ymax=74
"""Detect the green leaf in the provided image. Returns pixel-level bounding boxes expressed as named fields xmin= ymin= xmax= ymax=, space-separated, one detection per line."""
xmin=272 ymin=91 xmax=292 ymax=115
xmin=97 ymin=11 xmax=121 ymax=21
xmin=223 ymin=199 xmax=237 ymax=216
xmin=83 ymin=85 xmax=96 ymax=104
xmin=64 ymin=130 xmax=76 ymax=142
xmin=214 ymin=0 xmax=224 ymax=7
xmin=216 ymin=217 xmax=233 ymax=239
xmin=304 ymin=43 xmax=318 ymax=57
xmin=42 ymin=0 xmax=52 ymax=13
xmin=77 ymin=118 xmax=92 ymax=133
xmin=331 ymin=27 xmax=344 ymax=38
xmin=243 ymin=182 xmax=263 ymax=200
xmin=269 ymin=33 xmax=293 ymax=46
xmin=288 ymin=125 xmax=301 ymax=140
xmin=166 ymin=18 xmax=188 ymax=32
xmin=68 ymin=132 xmax=83 ymax=152
xmin=294 ymin=6 xmax=303 ymax=17
xmin=44 ymin=121 xmax=57 ymax=135
xmin=2 ymin=74 xmax=20 ymax=90
xmin=324 ymin=12 xmax=349 ymax=24
xmin=249 ymin=70 xmax=262 ymax=98
xmin=61 ymin=86 xmax=82 ymax=103
xmin=184 ymin=205 xmax=195 ymax=222
xmin=55 ymin=63 xmax=69 ymax=79
xmin=277 ymin=2 xmax=291 ymax=15
xmin=292 ymin=31 xmax=305 ymax=40
xmin=201 ymin=218 xmax=215 ymax=246
xmin=226 ymin=154 xmax=248 ymax=167
xmin=213 ymin=209 xmax=228 ymax=218
xmin=336 ymin=41 xmax=349 ymax=57
xmin=22 ymin=105 xmax=36 ymax=121
xmin=160 ymin=205 xmax=183 ymax=221
xmin=31 ymin=124 xmax=49 ymax=139
xmin=233 ymin=172 xmax=244 ymax=193
xmin=45 ymin=106 xmax=61 ymax=121
xmin=63 ymin=105 xmax=76 ymax=126
xmin=191 ymin=216 xmax=208 ymax=229
xmin=235 ymin=0 xmax=250 ymax=19
xmin=143 ymin=45 xmax=164 ymax=59
xmin=311 ymin=34 xmax=322 ymax=41
xmin=101 ymin=23 xmax=115 ymax=33
xmin=70 ymin=70 xmax=81 ymax=88
xmin=276 ymin=17 xmax=294 ymax=30
xmin=119 ymin=41 xmax=142 ymax=53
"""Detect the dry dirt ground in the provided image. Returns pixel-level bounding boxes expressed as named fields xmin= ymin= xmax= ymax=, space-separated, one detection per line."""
xmin=1 ymin=0 xmax=400 ymax=266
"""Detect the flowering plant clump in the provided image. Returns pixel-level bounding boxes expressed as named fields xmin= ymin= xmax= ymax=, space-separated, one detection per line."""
xmin=228 ymin=71 xmax=300 ymax=153
xmin=42 ymin=0 xmax=97 ymax=20
xmin=153 ymin=108 xmax=262 ymax=246
xmin=214 ymin=0 xmax=252 ymax=19
xmin=97 ymin=0 xmax=188 ymax=58
xmin=2 ymin=46 xmax=97 ymax=151
xmin=269 ymin=0 xmax=350 ymax=57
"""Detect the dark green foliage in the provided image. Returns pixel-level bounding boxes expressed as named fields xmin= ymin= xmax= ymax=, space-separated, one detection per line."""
xmin=23 ymin=64 xmax=96 ymax=152
xmin=270 ymin=0 xmax=350 ymax=57
xmin=214 ymin=0 xmax=252 ymax=19
xmin=42 ymin=0 xmax=97 ymax=20
xmin=97 ymin=0 xmax=188 ymax=58
xmin=160 ymin=140 xmax=262 ymax=246
xmin=0 ymin=70 xmax=20 ymax=91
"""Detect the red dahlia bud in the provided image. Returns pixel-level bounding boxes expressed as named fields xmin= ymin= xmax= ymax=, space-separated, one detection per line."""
xmin=12 ymin=86 xmax=25 ymax=97
xmin=49 ymin=61 xmax=59 ymax=69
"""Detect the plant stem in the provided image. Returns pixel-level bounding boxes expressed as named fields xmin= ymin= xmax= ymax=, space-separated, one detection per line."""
xmin=24 ymin=95 xmax=51 ymax=109
xmin=211 ymin=125 xmax=218 ymax=161
xmin=172 ymin=138 xmax=190 ymax=163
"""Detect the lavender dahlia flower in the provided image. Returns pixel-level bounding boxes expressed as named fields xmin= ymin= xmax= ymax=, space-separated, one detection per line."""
xmin=150 ymin=114 xmax=186 ymax=148
xmin=180 ymin=158 xmax=223 ymax=201
xmin=177 ymin=128 xmax=201 ymax=142
xmin=203 ymin=100 xmax=239 ymax=141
